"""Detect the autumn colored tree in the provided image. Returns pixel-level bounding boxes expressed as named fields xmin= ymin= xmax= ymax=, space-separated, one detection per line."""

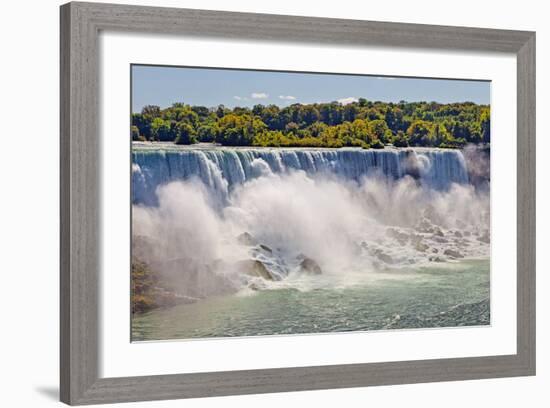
xmin=131 ymin=100 xmax=490 ymax=148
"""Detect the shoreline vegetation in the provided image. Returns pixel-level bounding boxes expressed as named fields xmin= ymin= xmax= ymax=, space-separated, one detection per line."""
xmin=132 ymin=99 xmax=490 ymax=149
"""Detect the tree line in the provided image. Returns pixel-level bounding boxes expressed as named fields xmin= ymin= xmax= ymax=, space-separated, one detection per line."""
xmin=131 ymin=99 xmax=490 ymax=149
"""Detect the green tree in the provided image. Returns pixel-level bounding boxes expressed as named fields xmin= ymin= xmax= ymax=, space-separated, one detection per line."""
xmin=368 ymin=119 xmax=391 ymax=144
xmin=407 ymin=120 xmax=434 ymax=146
xmin=131 ymin=125 xmax=144 ymax=141
xmin=480 ymin=108 xmax=490 ymax=143
xmin=174 ymin=122 xmax=198 ymax=145
xmin=196 ymin=123 xmax=217 ymax=142
xmin=131 ymin=114 xmax=152 ymax=140
xmin=216 ymin=114 xmax=267 ymax=146
xmin=350 ymin=119 xmax=369 ymax=142
xmin=131 ymin=99 xmax=490 ymax=149
xmin=299 ymin=105 xmax=321 ymax=126
xmin=285 ymin=122 xmax=300 ymax=134
xmin=392 ymin=131 xmax=409 ymax=147
xmin=342 ymin=104 xmax=358 ymax=122
xmin=150 ymin=118 xmax=173 ymax=142
xmin=141 ymin=105 xmax=161 ymax=118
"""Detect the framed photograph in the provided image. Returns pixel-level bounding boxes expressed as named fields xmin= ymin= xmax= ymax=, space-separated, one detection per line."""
xmin=60 ymin=2 xmax=535 ymax=405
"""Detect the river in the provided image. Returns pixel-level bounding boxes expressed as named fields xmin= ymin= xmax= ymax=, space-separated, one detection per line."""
xmin=132 ymin=259 xmax=489 ymax=340
xmin=131 ymin=143 xmax=490 ymax=341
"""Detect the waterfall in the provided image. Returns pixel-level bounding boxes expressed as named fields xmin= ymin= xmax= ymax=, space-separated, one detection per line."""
xmin=132 ymin=146 xmax=469 ymax=206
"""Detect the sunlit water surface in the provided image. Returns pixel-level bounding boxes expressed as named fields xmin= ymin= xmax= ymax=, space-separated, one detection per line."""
xmin=132 ymin=258 xmax=489 ymax=341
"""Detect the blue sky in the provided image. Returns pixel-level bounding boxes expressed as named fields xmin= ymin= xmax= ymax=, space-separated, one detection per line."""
xmin=131 ymin=65 xmax=490 ymax=113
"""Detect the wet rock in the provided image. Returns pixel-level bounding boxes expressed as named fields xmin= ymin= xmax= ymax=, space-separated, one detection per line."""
xmin=386 ymin=227 xmax=409 ymax=245
xmin=248 ymin=281 xmax=266 ymax=291
xmin=237 ymin=232 xmax=257 ymax=246
xmin=410 ymin=234 xmax=423 ymax=244
xmin=236 ymin=259 xmax=273 ymax=280
xmin=415 ymin=241 xmax=430 ymax=252
xmin=298 ymin=257 xmax=323 ymax=275
xmin=373 ymin=249 xmax=396 ymax=264
xmin=478 ymin=231 xmax=490 ymax=244
xmin=458 ymin=238 xmax=469 ymax=245
xmin=433 ymin=227 xmax=444 ymax=237
xmin=453 ymin=231 xmax=463 ymax=238
xmin=259 ymin=244 xmax=273 ymax=253
xmin=429 ymin=256 xmax=445 ymax=262
xmin=443 ymin=249 xmax=464 ymax=259
xmin=431 ymin=236 xmax=448 ymax=244
xmin=416 ymin=218 xmax=434 ymax=233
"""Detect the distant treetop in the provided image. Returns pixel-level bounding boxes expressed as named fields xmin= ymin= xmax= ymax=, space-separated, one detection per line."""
xmin=131 ymin=100 xmax=490 ymax=149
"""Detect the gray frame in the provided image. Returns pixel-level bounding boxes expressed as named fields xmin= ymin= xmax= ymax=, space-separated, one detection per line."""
xmin=60 ymin=1 xmax=536 ymax=405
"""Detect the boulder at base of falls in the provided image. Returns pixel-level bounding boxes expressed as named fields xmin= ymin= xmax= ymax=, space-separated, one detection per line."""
xmin=237 ymin=232 xmax=257 ymax=246
xmin=372 ymin=249 xmax=396 ymax=265
xmin=415 ymin=241 xmax=430 ymax=252
xmin=131 ymin=259 xmax=197 ymax=314
xmin=259 ymin=244 xmax=273 ymax=253
xmin=248 ymin=281 xmax=267 ymax=291
xmin=443 ymin=248 xmax=464 ymax=259
xmin=478 ymin=231 xmax=490 ymax=244
xmin=298 ymin=256 xmax=323 ymax=275
xmin=236 ymin=259 xmax=273 ymax=280
xmin=431 ymin=236 xmax=448 ymax=244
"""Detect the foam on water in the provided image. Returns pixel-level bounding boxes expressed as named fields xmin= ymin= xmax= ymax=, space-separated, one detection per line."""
xmin=132 ymin=144 xmax=489 ymax=296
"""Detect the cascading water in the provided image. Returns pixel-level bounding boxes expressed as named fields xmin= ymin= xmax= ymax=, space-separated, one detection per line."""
xmin=132 ymin=142 xmax=488 ymax=288
xmin=132 ymin=144 xmax=469 ymax=206
xmin=131 ymin=143 xmax=490 ymax=340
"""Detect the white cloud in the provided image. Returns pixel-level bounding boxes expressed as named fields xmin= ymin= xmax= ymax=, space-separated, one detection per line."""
xmin=279 ymin=95 xmax=296 ymax=100
xmin=337 ymin=97 xmax=359 ymax=105
xmin=251 ymin=92 xmax=269 ymax=99
xmin=233 ymin=96 xmax=242 ymax=100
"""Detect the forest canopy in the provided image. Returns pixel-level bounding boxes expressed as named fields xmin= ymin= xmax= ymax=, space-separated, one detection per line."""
xmin=131 ymin=99 xmax=490 ymax=149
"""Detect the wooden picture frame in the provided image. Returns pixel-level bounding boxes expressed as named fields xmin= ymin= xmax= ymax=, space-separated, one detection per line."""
xmin=60 ymin=2 xmax=535 ymax=405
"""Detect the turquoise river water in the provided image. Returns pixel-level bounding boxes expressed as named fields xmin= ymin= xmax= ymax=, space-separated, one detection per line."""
xmin=132 ymin=258 xmax=489 ymax=341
